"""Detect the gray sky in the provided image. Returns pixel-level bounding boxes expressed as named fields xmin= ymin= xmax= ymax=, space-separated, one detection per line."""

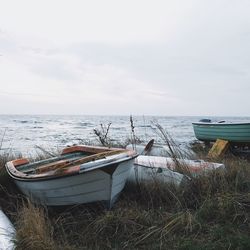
xmin=0 ymin=0 xmax=250 ymax=116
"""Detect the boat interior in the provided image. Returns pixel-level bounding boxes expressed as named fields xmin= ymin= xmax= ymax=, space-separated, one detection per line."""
xmin=9 ymin=145 xmax=129 ymax=175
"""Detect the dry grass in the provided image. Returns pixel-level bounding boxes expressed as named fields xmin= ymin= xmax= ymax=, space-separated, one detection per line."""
xmin=0 ymin=138 xmax=250 ymax=249
xmin=14 ymin=201 xmax=56 ymax=250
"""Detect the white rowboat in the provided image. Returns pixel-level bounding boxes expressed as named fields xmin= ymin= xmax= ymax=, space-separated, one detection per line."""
xmin=6 ymin=145 xmax=137 ymax=208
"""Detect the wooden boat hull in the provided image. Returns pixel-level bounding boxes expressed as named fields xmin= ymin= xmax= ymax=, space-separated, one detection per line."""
xmin=6 ymin=145 xmax=137 ymax=208
xmin=192 ymin=122 xmax=250 ymax=143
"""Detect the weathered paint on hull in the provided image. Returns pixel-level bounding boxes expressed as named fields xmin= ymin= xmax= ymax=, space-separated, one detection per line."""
xmin=14 ymin=161 xmax=132 ymax=208
xmin=192 ymin=122 xmax=250 ymax=143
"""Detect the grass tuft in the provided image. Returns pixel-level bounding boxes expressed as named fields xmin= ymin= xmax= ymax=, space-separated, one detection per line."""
xmin=15 ymin=201 xmax=57 ymax=250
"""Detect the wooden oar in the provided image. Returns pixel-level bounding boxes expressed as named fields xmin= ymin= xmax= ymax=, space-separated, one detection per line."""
xmin=141 ymin=139 xmax=154 ymax=155
xmin=35 ymin=159 xmax=72 ymax=174
xmin=37 ymin=149 xmax=126 ymax=174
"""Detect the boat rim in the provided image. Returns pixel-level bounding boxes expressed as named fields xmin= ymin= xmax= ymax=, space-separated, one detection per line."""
xmin=6 ymin=153 xmax=137 ymax=182
xmin=192 ymin=122 xmax=250 ymax=126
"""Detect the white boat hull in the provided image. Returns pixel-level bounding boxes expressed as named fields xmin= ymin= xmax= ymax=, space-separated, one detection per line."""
xmin=129 ymin=156 xmax=225 ymax=185
xmin=6 ymin=145 xmax=137 ymax=208
xmin=129 ymin=164 xmax=185 ymax=186
xmin=14 ymin=160 xmax=132 ymax=208
xmin=0 ymin=209 xmax=15 ymax=250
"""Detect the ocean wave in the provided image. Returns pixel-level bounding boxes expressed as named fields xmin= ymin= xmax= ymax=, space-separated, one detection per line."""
xmin=77 ymin=122 xmax=94 ymax=127
xmin=13 ymin=120 xmax=29 ymax=123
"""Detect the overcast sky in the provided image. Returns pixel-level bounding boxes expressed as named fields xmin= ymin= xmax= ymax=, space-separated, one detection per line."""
xmin=0 ymin=0 xmax=249 ymax=116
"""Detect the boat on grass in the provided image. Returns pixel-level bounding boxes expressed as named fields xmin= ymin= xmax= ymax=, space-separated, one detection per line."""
xmin=5 ymin=145 xmax=137 ymax=208
xmin=129 ymin=155 xmax=225 ymax=186
xmin=192 ymin=119 xmax=250 ymax=143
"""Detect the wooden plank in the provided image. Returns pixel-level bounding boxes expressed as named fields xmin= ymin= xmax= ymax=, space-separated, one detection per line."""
xmin=37 ymin=149 xmax=126 ymax=174
xmin=207 ymin=139 xmax=229 ymax=158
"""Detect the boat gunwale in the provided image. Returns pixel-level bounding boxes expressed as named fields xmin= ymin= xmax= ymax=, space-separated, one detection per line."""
xmin=5 ymin=145 xmax=138 ymax=182
xmin=6 ymin=155 xmax=137 ymax=182
xmin=192 ymin=122 xmax=250 ymax=126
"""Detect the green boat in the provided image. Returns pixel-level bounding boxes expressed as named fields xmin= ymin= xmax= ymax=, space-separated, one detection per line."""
xmin=192 ymin=119 xmax=250 ymax=143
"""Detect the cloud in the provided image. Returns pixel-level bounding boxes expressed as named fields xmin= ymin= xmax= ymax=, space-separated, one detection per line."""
xmin=0 ymin=0 xmax=250 ymax=115
xmin=0 ymin=0 xmax=187 ymax=45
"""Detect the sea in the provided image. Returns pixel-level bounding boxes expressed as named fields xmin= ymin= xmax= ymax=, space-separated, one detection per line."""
xmin=0 ymin=115 xmax=249 ymax=157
